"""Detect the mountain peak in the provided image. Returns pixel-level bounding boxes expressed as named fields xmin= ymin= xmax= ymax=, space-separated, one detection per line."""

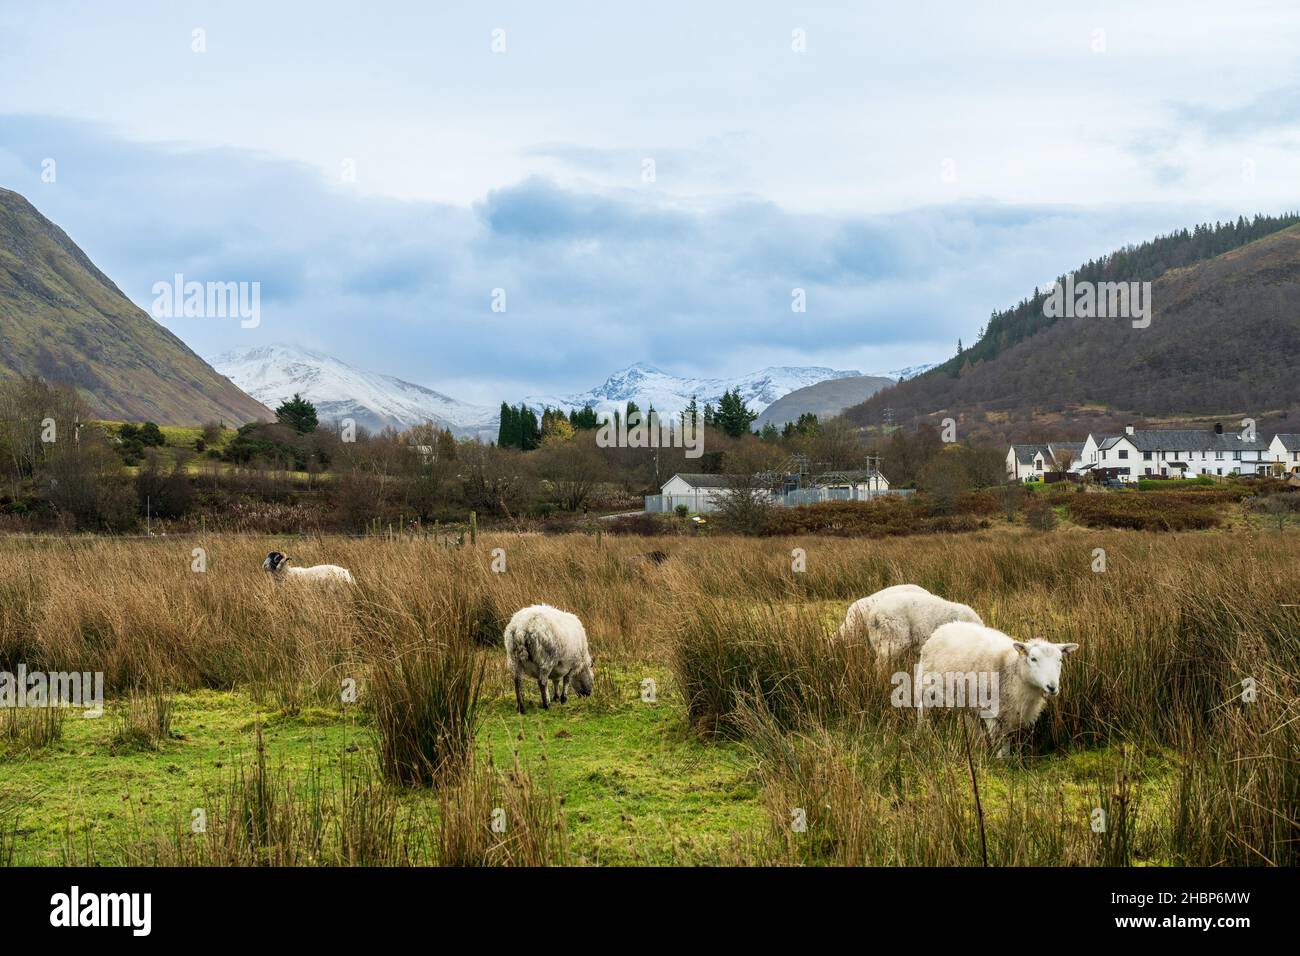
xmin=524 ymin=363 xmax=863 ymax=418
xmin=212 ymin=345 xmax=497 ymax=438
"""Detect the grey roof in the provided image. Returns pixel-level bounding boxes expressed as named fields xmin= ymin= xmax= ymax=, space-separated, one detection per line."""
xmin=1011 ymin=444 xmax=1050 ymax=465
xmin=1274 ymin=434 xmax=1300 ymax=451
xmin=1098 ymin=430 xmax=1270 ymax=453
xmin=664 ymin=473 xmax=732 ymax=489
xmin=1049 ymin=442 xmax=1084 ymax=453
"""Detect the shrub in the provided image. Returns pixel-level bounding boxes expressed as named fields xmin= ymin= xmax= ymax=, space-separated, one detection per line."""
xmin=1023 ymin=498 xmax=1057 ymax=531
xmin=605 ymin=512 xmax=664 ymax=536
xmin=670 ymin=600 xmax=881 ymax=738
xmin=1064 ymin=492 xmax=1222 ymax=531
xmin=367 ymin=638 xmax=485 ymax=787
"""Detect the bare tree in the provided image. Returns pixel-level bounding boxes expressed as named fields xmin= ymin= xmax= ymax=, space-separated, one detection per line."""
xmin=537 ymin=436 xmax=606 ymax=511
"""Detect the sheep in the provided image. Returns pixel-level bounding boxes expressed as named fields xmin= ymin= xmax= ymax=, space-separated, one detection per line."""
xmin=261 ymin=550 xmax=355 ymax=586
xmin=834 ymin=584 xmax=930 ymax=642
xmin=504 ymin=604 xmax=595 ymax=713
xmin=864 ymin=589 xmax=982 ymax=659
xmin=916 ymin=620 xmax=1078 ymax=755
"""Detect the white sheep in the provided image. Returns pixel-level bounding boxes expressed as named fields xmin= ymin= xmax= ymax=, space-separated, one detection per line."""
xmin=865 ymin=589 xmax=982 ymax=659
xmin=503 ymin=604 xmax=595 ymax=713
xmin=261 ymin=550 xmax=355 ymax=586
xmin=834 ymin=584 xmax=930 ymax=642
xmin=916 ymin=620 xmax=1078 ymax=755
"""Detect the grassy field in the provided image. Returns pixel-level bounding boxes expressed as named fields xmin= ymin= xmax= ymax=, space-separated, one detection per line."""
xmin=0 ymin=528 xmax=1295 ymax=866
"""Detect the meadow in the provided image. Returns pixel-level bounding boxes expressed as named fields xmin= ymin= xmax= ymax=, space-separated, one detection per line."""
xmin=0 ymin=527 xmax=1295 ymax=866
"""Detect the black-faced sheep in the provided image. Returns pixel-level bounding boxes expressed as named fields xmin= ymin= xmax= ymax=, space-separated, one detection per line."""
xmin=262 ymin=550 xmax=355 ymax=586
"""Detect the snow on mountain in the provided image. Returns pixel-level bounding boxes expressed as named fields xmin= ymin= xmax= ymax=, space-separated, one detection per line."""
xmin=210 ymin=345 xmax=498 ymax=439
xmin=523 ymin=363 xmax=862 ymax=418
xmin=875 ymin=363 xmax=936 ymax=381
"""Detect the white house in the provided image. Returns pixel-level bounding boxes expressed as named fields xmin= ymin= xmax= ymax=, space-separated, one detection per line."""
xmin=656 ymin=473 xmax=737 ymax=513
xmin=1078 ymin=424 xmax=1273 ymax=483
xmin=1006 ymin=442 xmax=1084 ymax=482
xmin=1270 ymin=434 xmax=1300 ymax=474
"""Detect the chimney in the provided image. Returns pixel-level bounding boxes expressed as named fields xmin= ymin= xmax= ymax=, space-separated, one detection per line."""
xmin=1214 ymin=422 xmax=1223 ymax=435
xmin=1124 ymin=424 xmax=1134 ymax=435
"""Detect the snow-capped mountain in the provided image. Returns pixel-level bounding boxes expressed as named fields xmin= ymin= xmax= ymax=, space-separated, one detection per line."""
xmin=211 ymin=345 xmax=498 ymax=439
xmin=523 ymin=363 xmax=862 ymax=418
xmin=876 ymin=363 xmax=936 ymax=381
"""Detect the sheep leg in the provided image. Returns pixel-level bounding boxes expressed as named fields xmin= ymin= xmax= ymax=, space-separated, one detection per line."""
xmin=559 ymin=675 xmax=570 ymax=704
xmin=550 ymin=677 xmax=561 ymax=703
xmin=513 ymin=672 xmax=525 ymax=714
xmin=537 ymin=676 xmax=550 ymax=709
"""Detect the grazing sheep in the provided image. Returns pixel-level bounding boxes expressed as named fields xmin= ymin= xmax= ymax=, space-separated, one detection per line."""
xmin=261 ymin=550 xmax=355 ymax=586
xmin=865 ymin=589 xmax=982 ymax=659
xmin=917 ymin=621 xmax=1078 ymax=755
xmin=504 ymin=604 xmax=595 ymax=713
xmin=834 ymin=584 xmax=930 ymax=642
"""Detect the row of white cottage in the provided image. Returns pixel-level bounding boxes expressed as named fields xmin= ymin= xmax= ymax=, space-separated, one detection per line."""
xmin=1007 ymin=424 xmax=1300 ymax=483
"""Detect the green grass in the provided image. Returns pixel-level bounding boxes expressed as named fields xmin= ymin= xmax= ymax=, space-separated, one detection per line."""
xmin=1 ymin=666 xmax=765 ymax=866
xmin=2 ymin=660 xmax=1187 ymax=866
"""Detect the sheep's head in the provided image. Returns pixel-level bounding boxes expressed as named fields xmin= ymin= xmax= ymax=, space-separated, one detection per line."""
xmin=571 ymin=654 xmax=595 ymax=697
xmin=1011 ymin=638 xmax=1078 ymax=697
xmin=262 ymin=551 xmax=288 ymax=574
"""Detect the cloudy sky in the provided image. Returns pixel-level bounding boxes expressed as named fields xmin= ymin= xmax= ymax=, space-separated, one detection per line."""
xmin=1 ymin=1 xmax=1298 ymax=405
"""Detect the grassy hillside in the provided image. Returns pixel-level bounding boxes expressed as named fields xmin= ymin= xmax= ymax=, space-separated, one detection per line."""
xmin=0 ymin=188 xmax=270 ymax=426
xmin=847 ymin=216 xmax=1300 ymax=441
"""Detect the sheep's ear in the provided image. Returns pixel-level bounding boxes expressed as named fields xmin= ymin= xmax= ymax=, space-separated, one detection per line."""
xmin=1058 ymin=643 xmax=1079 ymax=656
xmin=1011 ymin=641 xmax=1028 ymax=656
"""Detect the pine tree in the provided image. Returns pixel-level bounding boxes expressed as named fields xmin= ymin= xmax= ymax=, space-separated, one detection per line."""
xmin=519 ymin=405 xmax=541 ymax=450
xmin=275 ymin=393 xmax=318 ymax=434
xmin=715 ymin=389 xmax=756 ymax=438
xmin=497 ymin=402 xmax=512 ymax=447
xmin=682 ymin=396 xmax=699 ymax=431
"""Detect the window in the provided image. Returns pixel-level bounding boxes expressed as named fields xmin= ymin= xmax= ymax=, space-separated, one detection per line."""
xmin=1233 ymin=451 xmax=1241 ymax=461
xmin=1118 ymin=450 xmax=1129 ymax=460
xmin=1143 ymin=451 xmax=1152 ymax=460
